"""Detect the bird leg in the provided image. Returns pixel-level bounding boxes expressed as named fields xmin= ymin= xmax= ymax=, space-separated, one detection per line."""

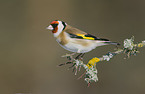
xmin=75 ymin=53 xmax=85 ymax=60
xmin=75 ymin=53 xmax=83 ymax=60
xmin=80 ymin=53 xmax=85 ymax=60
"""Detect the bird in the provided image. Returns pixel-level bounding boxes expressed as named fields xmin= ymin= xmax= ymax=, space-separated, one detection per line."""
xmin=46 ymin=20 xmax=119 ymax=59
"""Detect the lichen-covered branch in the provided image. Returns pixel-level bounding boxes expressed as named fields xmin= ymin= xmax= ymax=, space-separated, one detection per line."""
xmin=61 ymin=36 xmax=145 ymax=87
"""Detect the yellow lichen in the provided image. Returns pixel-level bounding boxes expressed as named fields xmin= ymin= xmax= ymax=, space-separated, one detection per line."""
xmin=138 ymin=43 xmax=143 ymax=48
xmin=86 ymin=57 xmax=100 ymax=69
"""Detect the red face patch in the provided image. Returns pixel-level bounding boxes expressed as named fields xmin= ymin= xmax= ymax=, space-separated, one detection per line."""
xmin=52 ymin=26 xmax=58 ymax=33
xmin=50 ymin=21 xmax=59 ymax=33
xmin=50 ymin=21 xmax=59 ymax=25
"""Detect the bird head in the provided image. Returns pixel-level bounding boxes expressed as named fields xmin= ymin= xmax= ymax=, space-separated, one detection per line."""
xmin=46 ymin=20 xmax=67 ymax=37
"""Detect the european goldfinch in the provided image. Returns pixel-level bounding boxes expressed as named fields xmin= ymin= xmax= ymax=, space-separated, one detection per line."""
xmin=46 ymin=20 xmax=119 ymax=58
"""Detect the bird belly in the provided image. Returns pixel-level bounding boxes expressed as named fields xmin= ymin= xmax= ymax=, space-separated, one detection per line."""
xmin=57 ymin=39 xmax=97 ymax=53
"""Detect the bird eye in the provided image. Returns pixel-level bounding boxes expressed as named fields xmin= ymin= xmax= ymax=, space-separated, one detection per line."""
xmin=51 ymin=24 xmax=58 ymax=28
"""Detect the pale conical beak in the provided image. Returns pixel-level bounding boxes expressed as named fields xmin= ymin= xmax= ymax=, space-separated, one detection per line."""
xmin=46 ymin=25 xmax=53 ymax=30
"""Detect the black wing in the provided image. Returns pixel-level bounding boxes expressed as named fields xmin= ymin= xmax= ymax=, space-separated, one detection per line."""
xmin=68 ymin=33 xmax=109 ymax=41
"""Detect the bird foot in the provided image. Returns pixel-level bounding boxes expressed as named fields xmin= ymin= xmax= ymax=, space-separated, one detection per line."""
xmin=60 ymin=53 xmax=84 ymax=75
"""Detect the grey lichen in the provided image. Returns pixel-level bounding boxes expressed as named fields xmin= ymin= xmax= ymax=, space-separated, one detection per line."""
xmin=61 ymin=36 xmax=145 ymax=87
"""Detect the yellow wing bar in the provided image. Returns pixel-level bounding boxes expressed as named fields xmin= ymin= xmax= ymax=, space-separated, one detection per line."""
xmin=76 ymin=34 xmax=95 ymax=40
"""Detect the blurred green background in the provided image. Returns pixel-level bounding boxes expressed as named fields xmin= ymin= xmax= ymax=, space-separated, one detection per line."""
xmin=1 ymin=0 xmax=145 ymax=94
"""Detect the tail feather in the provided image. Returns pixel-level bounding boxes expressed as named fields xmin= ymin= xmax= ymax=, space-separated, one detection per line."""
xmin=95 ymin=41 xmax=120 ymax=47
xmin=105 ymin=41 xmax=120 ymax=45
